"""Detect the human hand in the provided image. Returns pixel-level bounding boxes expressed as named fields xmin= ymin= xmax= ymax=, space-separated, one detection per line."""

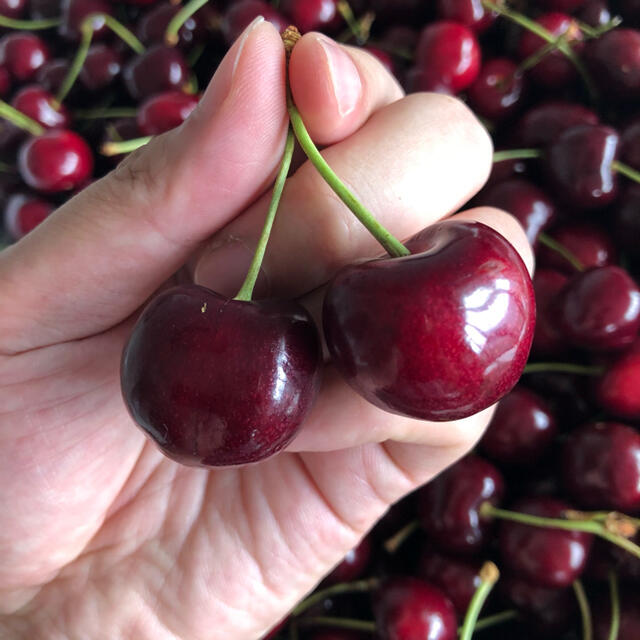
xmin=0 ymin=20 xmax=532 ymax=639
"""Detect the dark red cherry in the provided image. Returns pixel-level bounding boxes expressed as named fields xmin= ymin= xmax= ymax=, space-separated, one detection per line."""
xmin=562 ymin=421 xmax=640 ymax=512
xmin=136 ymin=1 xmax=209 ymax=48
xmin=0 ymin=32 xmax=50 ymax=82
xmin=373 ymin=577 xmax=457 ymax=640
xmin=35 ymin=58 xmax=71 ymax=94
xmin=29 ymin=0 xmax=60 ymax=18
xmin=418 ymin=455 xmax=504 ymax=554
xmin=537 ymin=223 xmax=617 ymax=274
xmin=121 ymin=285 xmax=322 ymax=466
xmin=620 ymin=117 xmax=640 ymax=171
xmin=597 ymin=339 xmax=640 ymax=420
xmin=475 ymin=178 xmax=556 ymax=247
xmin=323 ymin=536 xmax=372 ymax=586
xmin=418 ymin=548 xmax=482 ymax=616
xmin=585 ymin=28 xmax=640 ymax=100
xmin=593 ymin=593 xmax=640 ymax=640
xmin=615 ymin=183 xmax=640 ymax=257
xmin=516 ymin=100 xmax=599 ymax=148
xmin=480 ymin=386 xmax=557 ymax=466
xmin=11 ymin=85 xmax=71 ymax=129
xmin=3 ymin=192 xmax=54 ymax=240
xmin=436 ymin=0 xmax=496 ymax=32
xmin=576 ymin=0 xmax=612 ymax=28
xmin=559 ymin=266 xmax=640 ymax=351
xmin=79 ymin=44 xmax=122 ymax=92
xmin=59 ymin=0 xmax=112 ymax=41
xmin=414 ymin=21 xmax=481 ymax=93
xmin=280 ymin=0 xmax=342 ymax=34
xmin=222 ymin=0 xmax=288 ymax=45
xmin=467 ymin=58 xmax=527 ymax=122
xmin=517 ymin=12 xmax=584 ymax=87
xmin=0 ymin=65 xmax=9 ymax=97
xmin=498 ymin=496 xmax=592 ymax=588
xmin=0 ymin=119 xmax=24 ymax=154
xmin=546 ymin=124 xmax=619 ymax=210
xmin=123 ymin=44 xmax=190 ymax=100
xmin=323 ymin=221 xmax=535 ymax=422
xmin=18 ymin=129 xmax=93 ymax=193
xmin=539 ymin=0 xmax=585 ymax=11
xmin=0 ymin=0 xmax=26 ymax=19
xmin=137 ymin=90 xmax=198 ymax=136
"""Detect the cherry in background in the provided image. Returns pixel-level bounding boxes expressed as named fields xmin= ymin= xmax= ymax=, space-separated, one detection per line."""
xmin=620 ymin=117 xmax=640 ymax=170
xmin=322 ymin=536 xmax=372 ymax=586
xmin=80 ymin=45 xmax=123 ymax=92
xmin=136 ymin=91 xmax=199 ymax=136
xmin=36 ymin=58 xmax=71 ymax=95
xmin=0 ymin=65 xmax=10 ymax=97
xmin=615 ymin=183 xmax=640 ymax=258
xmin=597 ymin=339 xmax=640 ymax=421
xmin=0 ymin=0 xmax=26 ymax=19
xmin=593 ymin=593 xmax=640 ymax=640
xmin=58 ymin=0 xmax=113 ymax=41
xmin=221 ymin=0 xmax=288 ymax=45
xmin=3 ymin=193 xmax=54 ymax=240
xmin=0 ymin=32 xmax=50 ymax=83
xmin=436 ymin=0 xmax=496 ymax=32
xmin=280 ymin=0 xmax=342 ymax=35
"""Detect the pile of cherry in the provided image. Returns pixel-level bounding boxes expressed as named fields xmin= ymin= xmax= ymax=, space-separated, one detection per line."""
xmin=2 ymin=0 xmax=640 ymax=637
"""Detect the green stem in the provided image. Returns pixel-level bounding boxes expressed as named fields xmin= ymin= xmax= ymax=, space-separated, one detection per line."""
xmin=336 ymin=1 xmax=371 ymax=44
xmin=608 ymin=571 xmax=620 ymax=640
xmin=0 ymin=100 xmax=45 ymax=136
xmin=612 ymin=160 xmax=640 ymax=185
xmin=383 ymin=520 xmax=419 ymax=554
xmin=291 ymin=578 xmax=378 ymax=617
xmin=471 ymin=609 xmax=518 ymax=633
xmin=576 ymin=16 xmax=621 ymax=39
xmin=515 ymin=35 xmax=568 ymax=75
xmin=522 ymin=362 xmax=604 ymax=376
xmin=286 ymin=93 xmax=409 ymax=258
xmin=101 ymin=14 xmax=145 ymax=54
xmin=538 ymin=232 xmax=584 ymax=272
xmin=0 ymin=15 xmax=60 ymax=29
xmin=492 ymin=148 xmax=543 ymax=163
xmin=74 ymin=107 xmax=139 ymax=119
xmin=573 ymin=580 xmax=593 ymax=640
xmin=296 ymin=616 xmax=376 ymax=633
xmin=459 ymin=562 xmax=500 ymax=640
xmin=101 ymin=136 xmax=153 ymax=155
xmin=234 ymin=127 xmax=295 ymax=301
xmin=165 ymin=0 xmax=210 ymax=45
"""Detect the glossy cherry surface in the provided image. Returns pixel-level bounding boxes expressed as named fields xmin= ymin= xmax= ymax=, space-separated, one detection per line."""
xmin=281 ymin=0 xmax=341 ymax=34
xmin=0 ymin=32 xmax=50 ymax=82
xmin=576 ymin=0 xmax=612 ymax=27
xmin=620 ymin=117 xmax=640 ymax=170
xmin=0 ymin=0 xmax=25 ymax=18
xmin=373 ymin=577 xmax=457 ymax=640
xmin=546 ymin=124 xmax=619 ymax=210
xmin=615 ymin=184 xmax=640 ymax=258
xmin=498 ymin=496 xmax=593 ymax=588
xmin=0 ymin=65 xmax=9 ymax=97
xmin=323 ymin=536 xmax=372 ymax=586
xmin=11 ymin=85 xmax=71 ymax=129
xmin=29 ymin=0 xmax=60 ymax=18
xmin=436 ymin=0 xmax=495 ymax=32
xmin=136 ymin=90 xmax=199 ymax=136
xmin=17 ymin=130 xmax=93 ymax=193
xmin=59 ymin=0 xmax=112 ymax=40
xmin=121 ymin=284 xmax=322 ymax=466
xmin=418 ymin=454 xmax=504 ymax=554
xmin=562 ymin=421 xmax=640 ymax=512
xmin=222 ymin=0 xmax=288 ymax=45
xmin=559 ymin=265 xmax=640 ymax=351
xmin=35 ymin=58 xmax=71 ymax=94
xmin=123 ymin=44 xmax=190 ymax=100
xmin=3 ymin=192 xmax=54 ymax=240
xmin=136 ymin=1 xmax=208 ymax=48
xmin=597 ymin=339 xmax=640 ymax=420
xmin=79 ymin=44 xmax=122 ymax=91
xmin=323 ymin=221 xmax=535 ymax=421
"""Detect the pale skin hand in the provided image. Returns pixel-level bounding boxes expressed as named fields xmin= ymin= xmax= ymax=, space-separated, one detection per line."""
xmin=0 ymin=21 xmax=533 ymax=640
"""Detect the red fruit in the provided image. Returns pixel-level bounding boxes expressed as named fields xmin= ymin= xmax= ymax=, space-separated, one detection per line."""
xmin=531 ymin=269 xmax=570 ymax=357
xmin=615 ymin=184 xmax=640 ymax=257
xmin=620 ymin=117 xmax=640 ymax=171
xmin=323 ymin=221 xmax=535 ymax=422
xmin=29 ymin=0 xmax=60 ymax=18
xmin=4 ymin=193 xmax=54 ymax=240
xmin=323 ymin=537 xmax=371 ymax=586
xmin=414 ymin=21 xmax=481 ymax=93
xmin=593 ymin=593 xmax=640 ymax=640
xmin=18 ymin=130 xmax=93 ymax=193
xmin=364 ymin=46 xmax=395 ymax=75
xmin=11 ymin=85 xmax=71 ymax=129
xmin=222 ymin=0 xmax=288 ymax=45
xmin=597 ymin=340 xmax=640 ymax=420
xmin=0 ymin=32 xmax=50 ymax=82
xmin=539 ymin=0 xmax=585 ymax=11
xmin=0 ymin=0 xmax=26 ymax=19
xmin=123 ymin=45 xmax=190 ymax=101
xmin=136 ymin=1 xmax=209 ymax=48
xmin=436 ymin=0 xmax=496 ymax=32
xmin=59 ymin=0 xmax=112 ymax=41
xmin=35 ymin=58 xmax=71 ymax=94
xmin=121 ymin=285 xmax=322 ymax=466
xmin=0 ymin=65 xmax=9 ymax=97
xmin=137 ymin=90 xmax=199 ymax=136
xmin=79 ymin=44 xmax=122 ymax=92
xmin=577 ymin=0 xmax=613 ymax=28
xmin=281 ymin=0 xmax=342 ymax=34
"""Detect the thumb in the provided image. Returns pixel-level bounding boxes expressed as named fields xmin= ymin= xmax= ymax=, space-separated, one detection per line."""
xmin=0 ymin=18 xmax=287 ymax=354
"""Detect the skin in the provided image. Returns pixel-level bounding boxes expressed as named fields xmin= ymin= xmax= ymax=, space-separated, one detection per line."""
xmin=0 ymin=21 xmax=533 ymax=640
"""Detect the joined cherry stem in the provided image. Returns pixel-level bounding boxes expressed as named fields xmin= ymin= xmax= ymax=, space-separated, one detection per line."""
xmin=608 ymin=571 xmax=620 ymax=640
xmin=573 ymin=579 xmax=593 ymax=640
xmin=165 ymin=0 xmax=209 ymax=45
xmin=459 ymin=561 xmax=500 ymax=640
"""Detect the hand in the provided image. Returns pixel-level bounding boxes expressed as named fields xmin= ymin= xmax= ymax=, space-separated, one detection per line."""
xmin=0 ymin=21 xmax=532 ymax=639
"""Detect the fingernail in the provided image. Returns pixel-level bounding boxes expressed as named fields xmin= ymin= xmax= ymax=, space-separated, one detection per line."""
xmin=231 ymin=15 xmax=265 ymax=79
xmin=316 ymin=35 xmax=362 ymax=118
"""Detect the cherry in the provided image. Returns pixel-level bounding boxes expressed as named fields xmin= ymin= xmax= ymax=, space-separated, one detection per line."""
xmin=0 ymin=65 xmax=9 ymax=97
xmin=539 ymin=0 xmax=586 ymax=11
xmin=436 ymin=0 xmax=496 ymax=32
xmin=0 ymin=0 xmax=26 ymax=19
xmin=537 ymin=223 xmax=617 ymax=274
xmin=18 ymin=129 xmax=93 ymax=193
xmin=614 ymin=183 xmax=640 ymax=257
xmin=11 ymin=85 xmax=71 ymax=129
xmin=323 ymin=221 xmax=535 ymax=422
xmin=323 ymin=536 xmax=372 ymax=586
xmin=559 ymin=265 xmax=640 ymax=351
xmin=136 ymin=90 xmax=198 ymax=136
xmin=0 ymin=32 xmax=50 ymax=83
xmin=123 ymin=44 xmax=190 ymax=100
xmin=475 ymin=178 xmax=556 ymax=247
xmin=101 ymin=116 xmax=140 ymax=163
xmin=517 ymin=12 xmax=584 ymax=88
xmin=593 ymin=593 xmax=640 ymax=640
xmin=280 ymin=0 xmax=342 ymax=34
xmin=3 ymin=192 xmax=54 ymax=240
xmin=136 ymin=1 xmax=209 ymax=48
xmin=562 ymin=421 xmax=640 ymax=512
xmin=221 ymin=0 xmax=288 ymax=45
xmin=29 ymin=0 xmax=60 ymax=18
xmin=585 ymin=28 xmax=640 ymax=100
xmin=597 ymin=339 xmax=640 ymax=421
xmin=546 ymin=124 xmax=619 ymax=210
xmin=35 ymin=58 xmax=72 ymax=94
xmin=498 ymin=496 xmax=593 ymax=588
xmin=620 ymin=117 xmax=640 ymax=171
xmin=373 ymin=577 xmax=457 ymax=640
xmin=58 ymin=0 xmax=113 ymax=41
xmin=418 ymin=547 xmax=483 ymax=616
xmin=417 ymin=455 xmax=504 ymax=554
xmin=79 ymin=44 xmax=122 ymax=92
xmin=0 ymin=118 xmax=24 ymax=154
xmin=121 ymin=284 xmax=322 ymax=466
xmin=467 ymin=58 xmax=527 ymax=123
xmin=577 ymin=0 xmax=613 ymax=28
xmin=480 ymin=386 xmax=557 ymax=466
xmin=516 ymin=100 xmax=599 ymax=148
xmin=413 ymin=20 xmax=481 ymax=93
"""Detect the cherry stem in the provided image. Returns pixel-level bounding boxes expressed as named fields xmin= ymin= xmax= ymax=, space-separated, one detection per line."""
xmin=522 ymin=362 xmax=604 ymax=376
xmin=101 ymin=135 xmax=153 ymax=156
xmin=576 ymin=16 xmax=622 ymax=39
xmin=286 ymin=93 xmax=409 ymax=258
xmin=74 ymin=107 xmax=138 ymax=119
xmin=492 ymin=148 xmax=543 ymax=163
xmin=515 ymin=34 xmax=569 ymax=76
xmin=0 ymin=15 xmax=60 ymax=29
xmin=612 ymin=160 xmax=640 ymax=185
xmin=480 ymin=503 xmax=640 ymax=560
xmin=459 ymin=562 xmax=500 ymax=640
xmin=538 ymin=232 xmax=585 ymax=272
xmin=296 ymin=616 xmax=376 ymax=633
xmin=165 ymin=0 xmax=209 ymax=45
xmin=481 ymin=0 xmax=598 ymax=104
xmin=608 ymin=571 xmax=620 ymax=640
xmin=472 ymin=609 xmax=518 ymax=632
xmin=383 ymin=519 xmax=419 ymax=554
xmin=234 ymin=127 xmax=294 ymax=301
xmin=573 ymin=579 xmax=593 ymax=640
xmin=0 ymin=99 xmax=45 ymax=136
xmin=336 ymin=1 xmax=374 ymax=44
xmin=291 ymin=578 xmax=379 ymax=617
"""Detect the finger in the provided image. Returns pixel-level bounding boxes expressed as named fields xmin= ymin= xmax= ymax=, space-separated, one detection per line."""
xmin=287 ymin=206 xmax=534 ymax=453
xmin=194 ymin=93 xmax=493 ymax=299
xmin=0 ymin=19 xmax=287 ymax=354
xmin=289 ymin=33 xmax=404 ymax=145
